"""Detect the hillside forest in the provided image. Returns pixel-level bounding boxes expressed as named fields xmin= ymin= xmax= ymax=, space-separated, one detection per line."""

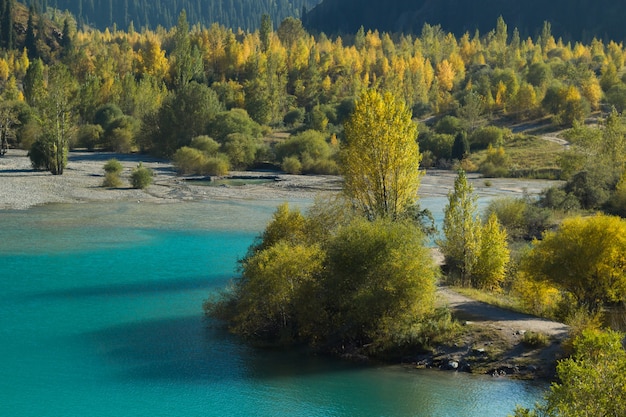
xmin=22 ymin=0 xmax=321 ymax=31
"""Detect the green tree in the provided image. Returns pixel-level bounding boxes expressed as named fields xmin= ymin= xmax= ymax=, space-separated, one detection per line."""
xmin=259 ymin=14 xmax=272 ymax=53
xmin=170 ymin=10 xmax=202 ymax=88
xmin=23 ymin=58 xmax=46 ymax=109
xmin=513 ymin=329 xmax=626 ymax=417
xmin=438 ymin=169 xmax=482 ymax=286
xmin=520 ymin=214 xmax=626 ymax=313
xmin=147 ymin=81 xmax=223 ymax=156
xmin=33 ymin=63 xmax=77 ymax=175
xmin=342 ymin=89 xmax=422 ymax=220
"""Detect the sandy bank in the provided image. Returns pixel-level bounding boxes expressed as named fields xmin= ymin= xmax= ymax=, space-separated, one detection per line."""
xmin=0 ymin=149 xmax=559 ymax=211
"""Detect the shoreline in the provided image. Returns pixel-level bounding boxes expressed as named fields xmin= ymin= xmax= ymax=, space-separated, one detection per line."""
xmin=0 ymin=149 xmax=559 ymax=211
xmin=0 ymin=149 xmax=567 ymax=380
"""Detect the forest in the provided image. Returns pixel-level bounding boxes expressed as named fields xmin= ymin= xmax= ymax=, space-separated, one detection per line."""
xmin=22 ymin=0 xmax=321 ymax=31
xmin=1 ymin=1 xmax=626 ymax=414
xmin=304 ymin=0 xmax=626 ymax=43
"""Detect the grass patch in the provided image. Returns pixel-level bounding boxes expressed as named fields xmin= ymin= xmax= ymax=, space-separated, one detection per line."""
xmin=469 ymin=134 xmax=564 ymax=178
xmin=451 ymin=286 xmax=528 ymax=314
xmin=521 ymin=331 xmax=551 ymax=347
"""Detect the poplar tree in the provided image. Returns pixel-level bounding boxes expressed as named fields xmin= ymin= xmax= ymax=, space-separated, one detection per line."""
xmin=438 ymin=169 xmax=482 ymax=286
xmin=342 ymin=89 xmax=422 ymax=220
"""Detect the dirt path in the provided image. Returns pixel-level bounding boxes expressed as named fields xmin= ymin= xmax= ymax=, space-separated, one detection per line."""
xmin=427 ymin=286 xmax=570 ymax=379
xmin=438 ymin=287 xmax=569 ymax=339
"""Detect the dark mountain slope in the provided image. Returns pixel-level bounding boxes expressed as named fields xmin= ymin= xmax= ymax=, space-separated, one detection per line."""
xmin=27 ymin=0 xmax=322 ymax=31
xmin=303 ymin=0 xmax=625 ymax=42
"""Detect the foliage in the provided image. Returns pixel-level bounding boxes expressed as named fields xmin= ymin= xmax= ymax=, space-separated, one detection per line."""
xmin=440 ymin=170 xmax=510 ymax=289
xmin=469 ymin=126 xmax=509 ymax=150
xmin=513 ymin=329 xmax=626 ymax=417
xmin=439 ymin=169 xmax=482 ymax=286
xmin=520 ymin=214 xmax=626 ymax=314
xmin=206 ymin=202 xmax=438 ymax=354
xmin=103 ymin=158 xmax=123 ymax=174
xmin=281 ymin=156 xmax=302 ymax=174
xmin=342 ymin=89 xmax=421 ymax=220
xmin=130 ymin=162 xmax=153 ymax=189
xmin=521 ymin=331 xmax=550 ymax=348
xmin=203 ymin=156 xmax=230 ymax=176
xmin=274 ymin=129 xmax=336 ymax=174
xmin=173 ymin=147 xmax=210 ymax=175
xmin=102 ymin=172 xmax=122 ymax=188
xmin=479 ymin=145 xmax=510 ymax=177
xmin=473 ymin=213 xmax=510 ymax=290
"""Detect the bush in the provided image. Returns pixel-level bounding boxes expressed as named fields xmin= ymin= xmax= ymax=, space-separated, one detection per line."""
xmin=281 ymin=156 xmax=302 ymax=174
xmin=130 ymin=163 xmax=153 ymax=189
xmin=521 ymin=331 xmax=550 ymax=347
xmin=222 ymin=133 xmax=260 ymax=169
xmin=203 ymin=156 xmax=230 ymax=176
xmin=190 ymin=135 xmax=220 ymax=155
xmin=470 ymin=126 xmax=509 ymax=149
xmin=102 ymin=172 xmax=122 ymax=188
xmin=29 ymin=138 xmax=52 ymax=170
xmin=76 ymin=124 xmax=104 ymax=150
xmin=283 ymin=108 xmax=305 ymax=126
xmin=173 ymin=147 xmax=208 ymax=175
xmin=103 ymin=158 xmax=123 ymax=175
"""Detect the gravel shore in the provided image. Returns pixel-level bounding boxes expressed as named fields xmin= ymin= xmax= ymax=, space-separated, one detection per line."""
xmin=0 ymin=149 xmax=344 ymax=210
xmin=0 ymin=149 xmax=559 ymax=211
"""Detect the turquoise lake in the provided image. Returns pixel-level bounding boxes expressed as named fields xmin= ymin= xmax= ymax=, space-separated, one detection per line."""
xmin=0 ymin=199 xmax=544 ymax=417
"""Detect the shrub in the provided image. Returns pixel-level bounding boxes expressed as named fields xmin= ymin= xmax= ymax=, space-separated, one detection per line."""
xmin=190 ymin=135 xmax=220 ymax=155
xmin=29 ymin=138 xmax=52 ymax=170
xmin=102 ymin=172 xmax=122 ymax=188
xmin=173 ymin=146 xmax=209 ymax=175
xmin=470 ymin=126 xmax=509 ymax=149
xmin=283 ymin=108 xmax=305 ymax=126
xmin=103 ymin=158 xmax=123 ymax=174
xmin=76 ymin=124 xmax=103 ymax=150
xmin=281 ymin=156 xmax=302 ymax=174
xmin=521 ymin=331 xmax=550 ymax=347
xmin=222 ymin=133 xmax=260 ymax=169
xmin=479 ymin=145 xmax=510 ymax=177
xmin=130 ymin=163 xmax=153 ymax=189
xmin=203 ymin=156 xmax=230 ymax=176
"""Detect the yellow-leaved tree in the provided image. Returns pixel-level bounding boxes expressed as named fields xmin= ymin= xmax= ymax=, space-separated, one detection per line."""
xmin=520 ymin=214 xmax=626 ymax=314
xmin=342 ymin=89 xmax=422 ymax=220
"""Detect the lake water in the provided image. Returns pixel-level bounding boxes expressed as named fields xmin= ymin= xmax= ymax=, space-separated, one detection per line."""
xmin=0 ymin=198 xmax=545 ymax=417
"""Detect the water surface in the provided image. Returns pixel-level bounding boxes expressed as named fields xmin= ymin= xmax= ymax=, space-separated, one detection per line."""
xmin=0 ymin=199 xmax=544 ymax=417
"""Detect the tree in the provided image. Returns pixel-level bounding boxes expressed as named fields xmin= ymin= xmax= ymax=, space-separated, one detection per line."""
xmin=170 ymin=10 xmax=202 ymax=88
xmin=513 ymin=329 xmax=626 ymax=417
xmin=23 ymin=58 xmax=45 ymax=109
xmin=473 ymin=213 xmax=509 ymax=290
xmin=520 ymin=214 xmax=626 ymax=313
xmin=438 ymin=169 xmax=482 ymax=286
xmin=259 ymin=14 xmax=272 ymax=53
xmin=32 ymin=63 xmax=77 ymax=175
xmin=0 ymin=100 xmax=20 ymax=156
xmin=147 ymin=81 xmax=223 ymax=156
xmin=342 ymin=89 xmax=422 ymax=220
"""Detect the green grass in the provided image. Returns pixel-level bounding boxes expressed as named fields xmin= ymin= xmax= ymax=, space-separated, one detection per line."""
xmin=451 ymin=286 xmax=528 ymax=314
xmin=469 ymin=133 xmax=564 ymax=178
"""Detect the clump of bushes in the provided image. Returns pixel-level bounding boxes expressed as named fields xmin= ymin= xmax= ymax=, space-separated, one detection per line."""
xmin=274 ymin=130 xmax=339 ymax=175
xmin=102 ymin=158 xmax=123 ymax=188
xmin=173 ymin=135 xmax=231 ymax=176
xmin=130 ymin=162 xmax=153 ymax=189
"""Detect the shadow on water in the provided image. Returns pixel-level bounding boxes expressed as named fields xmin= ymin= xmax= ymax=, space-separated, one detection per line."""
xmin=26 ymin=275 xmax=234 ymax=300
xmin=85 ymin=315 xmax=365 ymax=383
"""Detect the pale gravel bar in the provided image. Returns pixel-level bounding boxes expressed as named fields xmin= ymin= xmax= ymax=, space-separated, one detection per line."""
xmin=0 ymin=149 xmax=559 ymax=211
